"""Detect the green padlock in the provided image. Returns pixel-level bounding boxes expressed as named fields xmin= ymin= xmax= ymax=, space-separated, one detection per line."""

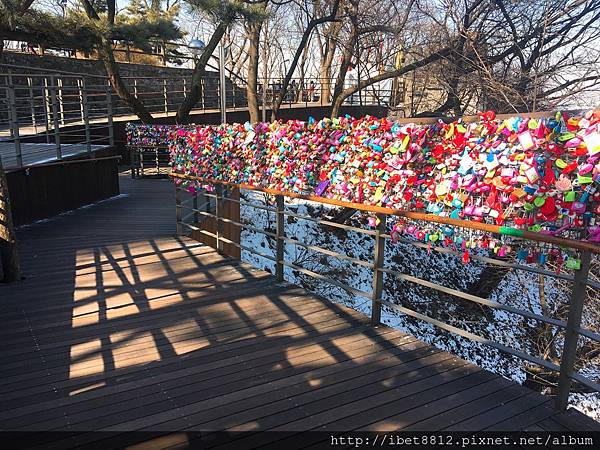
xmin=566 ymin=258 xmax=581 ymax=270
xmin=564 ymin=191 xmax=576 ymax=202
xmin=555 ymin=159 xmax=568 ymax=169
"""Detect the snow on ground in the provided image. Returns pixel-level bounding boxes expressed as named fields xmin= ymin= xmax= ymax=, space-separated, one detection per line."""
xmin=237 ymin=190 xmax=600 ymax=421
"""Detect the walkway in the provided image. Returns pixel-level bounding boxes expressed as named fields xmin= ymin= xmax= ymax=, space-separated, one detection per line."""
xmin=0 ymin=142 xmax=108 ymax=169
xmin=0 ymin=172 xmax=598 ymax=450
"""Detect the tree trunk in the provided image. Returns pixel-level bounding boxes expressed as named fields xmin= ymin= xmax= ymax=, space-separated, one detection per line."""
xmin=270 ymin=0 xmax=340 ymax=121
xmin=81 ymin=0 xmax=153 ymax=123
xmin=318 ymin=19 xmax=343 ymax=103
xmin=245 ymin=18 xmax=263 ymax=124
xmin=330 ymin=2 xmax=359 ymax=116
xmin=0 ymin=158 xmax=20 ymax=282
xmin=98 ymin=39 xmax=154 ymax=123
xmin=177 ymin=21 xmax=229 ymax=124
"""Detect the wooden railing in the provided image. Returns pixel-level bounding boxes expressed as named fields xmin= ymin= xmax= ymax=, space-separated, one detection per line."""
xmin=171 ymin=172 xmax=600 ymax=412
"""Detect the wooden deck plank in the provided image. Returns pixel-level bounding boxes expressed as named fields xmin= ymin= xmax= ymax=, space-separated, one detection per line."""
xmin=1 ymin=171 xmax=597 ymax=450
xmin=443 ymin=391 xmax=552 ymax=431
xmin=402 ymin=383 xmax=527 ymax=431
xmin=10 ymin=326 xmax=407 ymax=431
xmin=0 ymin=293 xmax=343 ymax=370
xmin=0 ymin=312 xmax=368 ymax=407
xmin=2 ymin=326 xmax=407 ymax=425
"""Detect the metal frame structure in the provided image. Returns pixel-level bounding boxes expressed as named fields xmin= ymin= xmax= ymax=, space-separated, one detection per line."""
xmin=128 ymin=144 xmax=171 ymax=178
xmin=0 ymin=72 xmax=114 ymax=170
xmin=1 ymin=65 xmax=396 ymax=170
xmin=172 ymin=173 xmax=600 ymax=412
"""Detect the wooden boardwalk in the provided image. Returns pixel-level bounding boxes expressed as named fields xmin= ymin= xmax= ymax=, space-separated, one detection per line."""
xmin=1 ymin=172 xmax=598 ymax=449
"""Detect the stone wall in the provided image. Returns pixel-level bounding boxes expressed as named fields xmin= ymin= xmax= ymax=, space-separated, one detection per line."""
xmin=2 ymin=51 xmax=197 ymax=79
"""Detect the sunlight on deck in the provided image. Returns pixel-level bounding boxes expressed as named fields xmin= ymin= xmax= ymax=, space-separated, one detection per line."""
xmin=125 ymin=433 xmax=189 ymax=450
xmin=69 ymin=339 xmax=105 ymax=378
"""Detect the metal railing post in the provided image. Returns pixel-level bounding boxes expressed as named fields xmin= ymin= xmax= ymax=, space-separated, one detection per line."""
xmin=57 ymin=77 xmax=65 ymax=125
xmin=7 ymin=82 xmax=23 ymax=168
xmin=200 ymin=78 xmax=205 ymax=110
xmin=27 ymin=76 xmax=37 ymax=133
xmin=193 ymin=191 xmax=199 ymax=224
xmin=106 ymin=82 xmax=114 ymax=146
xmin=81 ymin=79 xmax=91 ymax=153
xmin=556 ymin=249 xmax=592 ymax=410
xmin=275 ymin=194 xmax=285 ymax=282
xmin=163 ymin=79 xmax=168 ymax=113
xmin=43 ymin=77 xmax=51 ymax=143
xmin=175 ymin=185 xmax=183 ymax=236
xmin=215 ymin=184 xmax=224 ymax=254
xmin=77 ymin=78 xmax=85 ymax=122
xmin=49 ymin=76 xmax=62 ymax=159
xmin=371 ymin=213 xmax=386 ymax=326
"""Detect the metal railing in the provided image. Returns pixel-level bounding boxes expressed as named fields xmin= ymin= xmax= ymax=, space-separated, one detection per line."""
xmin=0 ymin=64 xmax=397 ymax=169
xmin=0 ymin=72 xmax=114 ymax=169
xmin=171 ymin=172 xmax=600 ymax=412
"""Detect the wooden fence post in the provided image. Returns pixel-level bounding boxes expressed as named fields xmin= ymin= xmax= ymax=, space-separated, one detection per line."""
xmin=0 ymin=157 xmax=21 ymax=282
xmin=371 ymin=213 xmax=386 ymax=326
xmin=275 ymin=194 xmax=285 ymax=281
xmin=555 ymin=249 xmax=592 ymax=410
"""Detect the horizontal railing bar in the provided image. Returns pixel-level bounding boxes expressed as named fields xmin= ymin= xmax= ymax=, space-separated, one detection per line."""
xmin=181 ymin=210 xmax=199 ymax=223
xmin=218 ymin=217 xmax=277 ymax=238
xmin=576 ymin=326 xmax=600 ymax=344
xmin=180 ymin=221 xmax=200 ymax=232
xmin=178 ymin=222 xmax=279 ymax=262
xmin=283 ymin=210 xmax=377 ymax=236
xmin=170 ymin=173 xmax=600 ymax=253
xmin=379 ymin=298 xmax=561 ymax=373
xmin=586 ymin=278 xmax=600 ymax=289
xmin=236 ymin=198 xmax=278 ymax=213
xmin=282 ymin=260 xmax=372 ymax=299
xmin=179 ymin=198 xmax=211 ymax=210
xmin=219 ymin=236 xmax=279 ymax=262
xmin=6 ymin=155 xmax=121 ymax=172
xmin=384 ymin=234 xmax=577 ymax=283
xmin=570 ymin=371 xmax=600 ymax=392
xmin=282 ymin=236 xmax=374 ymax=269
xmin=380 ymin=267 xmax=567 ymax=329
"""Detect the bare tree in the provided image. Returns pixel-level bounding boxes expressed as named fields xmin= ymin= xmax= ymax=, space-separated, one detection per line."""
xmin=244 ymin=1 xmax=268 ymax=123
xmin=81 ymin=0 xmax=155 ymax=122
xmin=270 ymin=0 xmax=341 ymax=120
xmin=314 ymin=0 xmax=344 ymax=103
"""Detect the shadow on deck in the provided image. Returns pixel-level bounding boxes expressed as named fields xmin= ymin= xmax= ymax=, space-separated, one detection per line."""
xmin=0 ymin=172 xmax=598 ymax=450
